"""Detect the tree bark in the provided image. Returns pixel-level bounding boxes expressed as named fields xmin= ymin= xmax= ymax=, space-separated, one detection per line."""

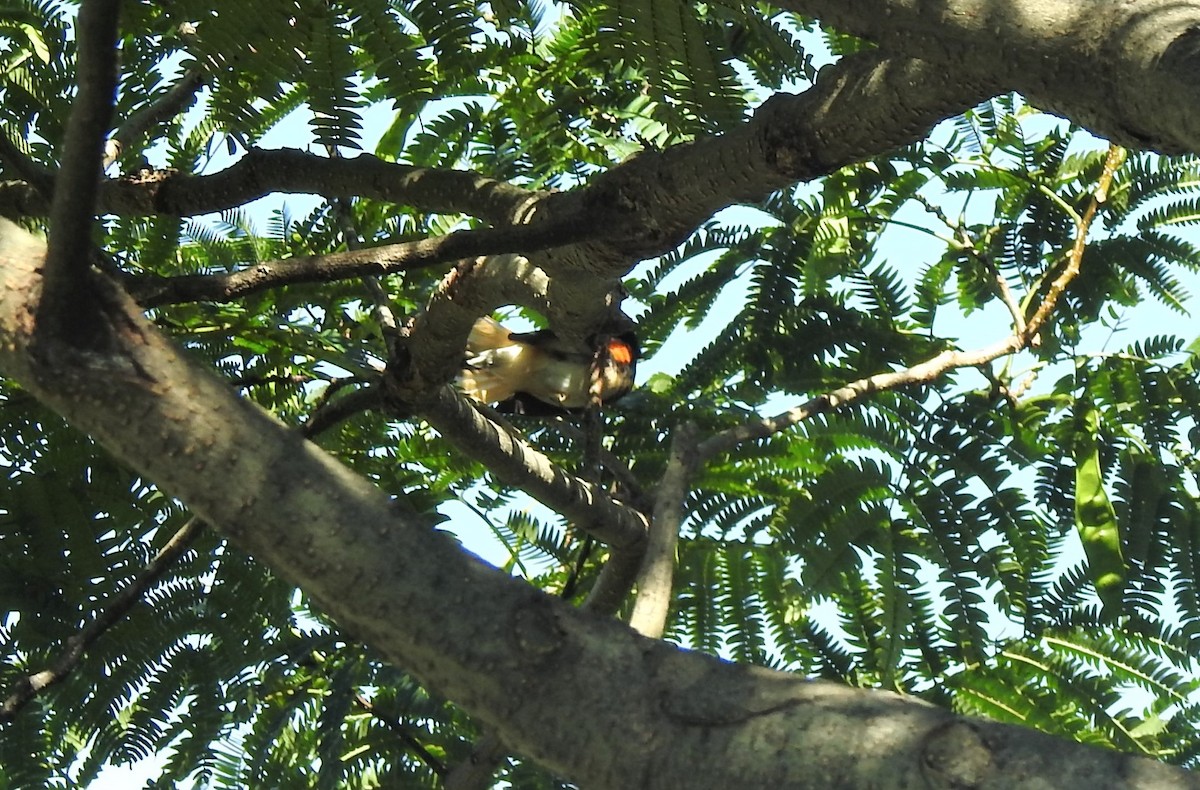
xmin=777 ymin=0 xmax=1200 ymax=154
xmin=5 ymin=1 xmax=1200 ymax=784
xmin=1 ymin=224 xmax=1193 ymax=788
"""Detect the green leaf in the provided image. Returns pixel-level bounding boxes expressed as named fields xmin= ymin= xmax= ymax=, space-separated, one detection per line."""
xmin=1072 ymin=399 xmax=1126 ymax=619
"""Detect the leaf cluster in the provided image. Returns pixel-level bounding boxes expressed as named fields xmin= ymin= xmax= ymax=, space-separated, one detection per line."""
xmin=3 ymin=5 xmax=1200 ymax=786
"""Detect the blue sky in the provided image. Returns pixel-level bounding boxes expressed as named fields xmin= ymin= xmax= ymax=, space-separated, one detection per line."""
xmin=83 ymin=27 xmax=1200 ymax=790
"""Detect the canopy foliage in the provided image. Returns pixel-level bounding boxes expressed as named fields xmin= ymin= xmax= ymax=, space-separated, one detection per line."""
xmin=2 ymin=0 xmax=1200 ymax=787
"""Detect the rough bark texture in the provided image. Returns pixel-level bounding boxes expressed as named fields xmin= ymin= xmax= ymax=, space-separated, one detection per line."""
xmin=1 ymin=223 xmax=1194 ymax=788
xmin=6 ymin=1 xmax=1200 ymax=785
xmin=778 ymin=0 xmax=1200 ymax=154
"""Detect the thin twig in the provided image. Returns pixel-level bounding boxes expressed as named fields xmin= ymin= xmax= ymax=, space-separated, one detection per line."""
xmin=697 ymin=336 xmax=1018 ymax=460
xmin=303 ymin=383 xmax=385 ymax=440
xmin=0 ymin=136 xmax=55 ymax=196
xmin=1023 ymin=144 xmax=1126 ymax=339
xmin=698 ymin=144 xmax=1126 ymax=462
xmin=915 ymin=193 xmax=1026 ymax=332
xmin=994 ymin=273 xmax=1027 ymax=334
xmin=128 ymin=217 xmax=604 ymax=308
xmin=561 ymin=351 xmax=617 ymax=600
xmin=104 ymin=69 xmax=206 ymax=168
xmin=228 ymin=371 xmax=314 ymax=390
xmin=353 ymin=693 xmax=446 ymax=777
xmin=1 ymin=517 xmax=206 ymax=722
xmin=559 ymin=534 xmax=594 ymax=601
xmin=325 ymin=177 xmax=404 ymax=359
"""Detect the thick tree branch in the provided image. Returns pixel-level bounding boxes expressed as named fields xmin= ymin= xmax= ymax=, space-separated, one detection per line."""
xmin=0 ymin=221 xmax=1190 ymax=789
xmin=114 ymin=150 xmax=540 ymax=224
xmin=2 ymin=3 xmax=1185 ymax=249
xmin=628 ymin=423 xmax=698 ymax=639
xmin=3 ymin=149 xmax=541 ymax=225
xmin=774 ymin=0 xmax=1200 ymax=154
xmin=40 ymin=0 xmax=120 ymax=340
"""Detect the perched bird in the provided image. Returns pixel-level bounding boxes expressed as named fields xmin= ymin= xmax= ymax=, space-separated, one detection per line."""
xmin=458 ymin=317 xmax=638 ymax=412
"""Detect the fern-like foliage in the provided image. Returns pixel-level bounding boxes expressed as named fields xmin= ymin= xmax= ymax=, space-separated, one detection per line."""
xmin=6 ymin=5 xmax=1200 ymax=787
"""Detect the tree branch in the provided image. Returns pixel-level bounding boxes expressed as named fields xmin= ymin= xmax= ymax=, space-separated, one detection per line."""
xmin=112 ymin=149 xmax=541 ymax=223
xmin=0 ymin=517 xmax=205 ymax=723
xmin=39 ymin=0 xmax=120 ymax=341
xmin=304 ymin=383 xmax=385 ymax=440
xmin=771 ymin=0 xmax=1200 ymax=154
xmin=3 ymin=149 xmax=541 ymax=225
xmin=415 ymin=387 xmax=649 ymax=549
xmin=104 ymin=68 xmax=206 ymax=168
xmin=581 ymin=545 xmax=645 ymax=616
xmin=697 ymin=144 xmax=1125 ymax=462
xmin=628 ymin=423 xmax=699 ymax=639
xmin=1023 ymin=144 xmax=1126 ymax=339
xmin=128 ymin=210 xmax=605 ymax=308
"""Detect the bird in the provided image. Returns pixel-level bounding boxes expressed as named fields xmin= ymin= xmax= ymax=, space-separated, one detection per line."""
xmin=458 ymin=317 xmax=638 ymax=412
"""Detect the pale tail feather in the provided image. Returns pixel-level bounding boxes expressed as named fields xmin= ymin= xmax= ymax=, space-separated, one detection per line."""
xmin=466 ymin=316 xmax=514 ymax=356
xmin=459 ymin=317 xmax=530 ymax=403
xmin=458 ymin=366 xmax=518 ymax=404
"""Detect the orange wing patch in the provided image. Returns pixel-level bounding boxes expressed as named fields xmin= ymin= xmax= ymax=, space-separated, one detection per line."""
xmin=607 ymin=339 xmax=634 ymax=366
